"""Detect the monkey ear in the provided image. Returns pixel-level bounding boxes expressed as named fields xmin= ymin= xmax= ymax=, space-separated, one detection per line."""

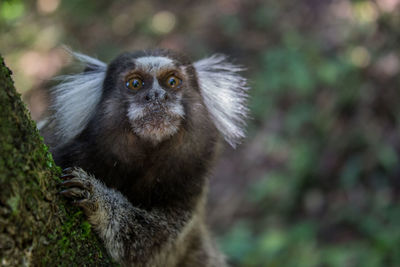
xmin=194 ymin=55 xmax=249 ymax=148
xmin=50 ymin=49 xmax=107 ymax=146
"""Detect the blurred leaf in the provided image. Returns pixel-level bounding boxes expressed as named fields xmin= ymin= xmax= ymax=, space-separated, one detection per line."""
xmin=248 ymin=172 xmax=291 ymax=205
xmin=261 ymin=47 xmax=316 ymax=95
xmin=0 ymin=0 xmax=24 ymax=21
xmin=220 ymin=221 xmax=255 ymax=262
xmin=259 ymin=229 xmax=287 ymax=256
xmin=377 ymin=145 xmax=398 ymax=170
xmin=219 ymin=15 xmax=242 ymax=36
xmin=317 ymin=61 xmax=342 ymax=85
xmin=340 ymin=156 xmax=362 ymax=189
xmin=288 ymin=141 xmax=316 ymax=176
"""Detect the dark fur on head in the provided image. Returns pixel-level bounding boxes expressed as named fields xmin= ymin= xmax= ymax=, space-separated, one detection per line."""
xmin=40 ymin=48 xmax=249 ymax=266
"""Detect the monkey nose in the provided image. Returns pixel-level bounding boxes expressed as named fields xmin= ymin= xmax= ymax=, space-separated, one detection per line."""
xmin=145 ymin=89 xmax=168 ymax=102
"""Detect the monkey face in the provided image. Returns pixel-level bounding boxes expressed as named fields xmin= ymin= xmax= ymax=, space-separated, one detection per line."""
xmin=103 ymin=51 xmax=194 ymax=144
xmin=124 ymin=57 xmax=186 ymax=144
xmin=48 ymin=49 xmax=248 ymax=149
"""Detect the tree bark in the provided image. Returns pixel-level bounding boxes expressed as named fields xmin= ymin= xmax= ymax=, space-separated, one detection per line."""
xmin=0 ymin=55 xmax=115 ymax=266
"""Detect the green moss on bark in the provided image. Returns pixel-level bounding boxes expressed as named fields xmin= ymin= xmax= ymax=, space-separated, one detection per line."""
xmin=0 ymin=56 xmax=116 ymax=266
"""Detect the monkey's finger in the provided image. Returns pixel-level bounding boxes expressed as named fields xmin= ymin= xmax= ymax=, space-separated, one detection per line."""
xmin=62 ymin=167 xmax=73 ymax=174
xmin=72 ymin=198 xmax=86 ymax=206
xmin=72 ymin=199 xmax=97 ymax=212
xmin=60 ymin=173 xmax=75 ymax=180
xmin=59 ymin=188 xmax=89 ymax=199
xmin=60 ymin=178 xmax=89 ymax=190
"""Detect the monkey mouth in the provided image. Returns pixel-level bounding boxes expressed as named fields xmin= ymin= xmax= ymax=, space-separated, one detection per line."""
xmin=127 ymin=103 xmax=184 ymax=143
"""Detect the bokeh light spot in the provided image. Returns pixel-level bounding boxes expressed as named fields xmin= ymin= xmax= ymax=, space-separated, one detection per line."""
xmin=350 ymin=46 xmax=371 ymax=68
xmin=376 ymin=0 xmax=400 ymax=12
xmin=374 ymin=53 xmax=400 ymax=77
xmin=353 ymin=1 xmax=378 ymax=24
xmin=34 ymin=26 xmax=61 ymax=50
xmin=37 ymin=0 xmax=60 ymax=15
xmin=151 ymin=11 xmax=176 ymax=34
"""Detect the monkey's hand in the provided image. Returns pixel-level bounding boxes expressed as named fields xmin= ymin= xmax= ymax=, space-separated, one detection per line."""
xmin=59 ymin=167 xmax=193 ymax=266
xmin=59 ymin=167 xmax=100 ymax=215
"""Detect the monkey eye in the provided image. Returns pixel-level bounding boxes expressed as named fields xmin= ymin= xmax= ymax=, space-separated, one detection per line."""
xmin=126 ymin=77 xmax=144 ymax=90
xmin=166 ymin=75 xmax=182 ymax=89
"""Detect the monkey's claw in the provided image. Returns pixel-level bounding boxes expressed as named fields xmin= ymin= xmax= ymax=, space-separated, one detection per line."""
xmin=71 ymin=198 xmax=97 ymax=211
xmin=59 ymin=187 xmax=89 ymax=199
xmin=60 ymin=173 xmax=74 ymax=180
xmin=60 ymin=167 xmax=75 ymax=180
xmin=59 ymin=176 xmax=92 ymax=199
xmin=62 ymin=167 xmax=73 ymax=173
xmin=60 ymin=178 xmax=91 ymax=190
xmin=58 ymin=167 xmax=98 ymax=213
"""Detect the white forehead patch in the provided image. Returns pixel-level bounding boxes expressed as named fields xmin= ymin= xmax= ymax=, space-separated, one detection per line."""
xmin=135 ymin=56 xmax=174 ymax=73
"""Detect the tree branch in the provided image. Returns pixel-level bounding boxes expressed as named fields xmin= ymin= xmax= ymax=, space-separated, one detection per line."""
xmin=0 ymin=55 xmax=115 ymax=266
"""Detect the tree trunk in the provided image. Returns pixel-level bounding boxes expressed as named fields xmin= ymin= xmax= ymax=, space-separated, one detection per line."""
xmin=0 ymin=56 xmax=115 ymax=266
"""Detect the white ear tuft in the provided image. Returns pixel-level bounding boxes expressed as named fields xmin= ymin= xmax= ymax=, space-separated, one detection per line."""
xmin=51 ymin=50 xmax=107 ymax=146
xmin=194 ymin=55 xmax=249 ymax=148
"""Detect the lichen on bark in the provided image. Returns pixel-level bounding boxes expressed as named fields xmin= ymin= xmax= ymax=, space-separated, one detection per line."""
xmin=0 ymin=55 xmax=115 ymax=266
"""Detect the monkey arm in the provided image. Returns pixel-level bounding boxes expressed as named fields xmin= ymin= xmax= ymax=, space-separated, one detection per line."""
xmin=60 ymin=167 xmax=193 ymax=266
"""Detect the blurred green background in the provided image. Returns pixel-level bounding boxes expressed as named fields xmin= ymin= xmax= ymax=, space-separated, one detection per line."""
xmin=2 ymin=0 xmax=400 ymax=266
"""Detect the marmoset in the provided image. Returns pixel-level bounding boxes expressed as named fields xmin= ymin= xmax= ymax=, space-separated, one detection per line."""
xmin=39 ymin=49 xmax=249 ymax=267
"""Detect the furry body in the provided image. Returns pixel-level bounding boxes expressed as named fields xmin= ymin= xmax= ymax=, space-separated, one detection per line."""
xmin=40 ymin=49 xmax=248 ymax=266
